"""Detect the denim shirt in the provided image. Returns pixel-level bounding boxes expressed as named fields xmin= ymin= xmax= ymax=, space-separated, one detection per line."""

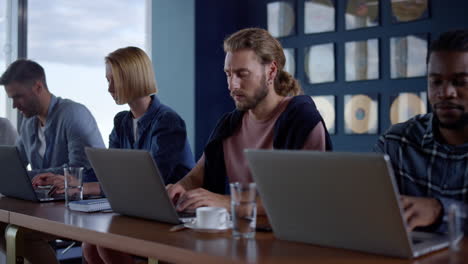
xmin=375 ymin=113 xmax=468 ymax=233
xmin=16 ymin=95 xmax=105 ymax=181
xmin=109 ymin=95 xmax=195 ymax=184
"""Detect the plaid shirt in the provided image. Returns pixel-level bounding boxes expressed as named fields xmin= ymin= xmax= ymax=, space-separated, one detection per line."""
xmin=375 ymin=113 xmax=468 ymax=232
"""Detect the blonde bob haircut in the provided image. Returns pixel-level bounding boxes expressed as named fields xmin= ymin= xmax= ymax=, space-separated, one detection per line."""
xmin=105 ymin=46 xmax=157 ymax=105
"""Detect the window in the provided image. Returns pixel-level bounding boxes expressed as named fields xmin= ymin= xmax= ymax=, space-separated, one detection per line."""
xmin=0 ymin=1 xmax=8 ymax=118
xmin=0 ymin=0 xmax=19 ymax=122
xmin=27 ymin=0 xmax=151 ymax=145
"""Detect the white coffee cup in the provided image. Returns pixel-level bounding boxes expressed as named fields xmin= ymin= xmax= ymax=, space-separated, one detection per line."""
xmin=196 ymin=207 xmax=229 ymax=229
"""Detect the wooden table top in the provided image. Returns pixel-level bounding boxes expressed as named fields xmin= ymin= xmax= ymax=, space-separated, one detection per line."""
xmin=0 ymin=208 xmax=8 ymax=223
xmin=0 ymin=197 xmax=466 ymax=264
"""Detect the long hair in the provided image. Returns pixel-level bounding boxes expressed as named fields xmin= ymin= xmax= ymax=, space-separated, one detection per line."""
xmin=224 ymin=28 xmax=302 ymax=96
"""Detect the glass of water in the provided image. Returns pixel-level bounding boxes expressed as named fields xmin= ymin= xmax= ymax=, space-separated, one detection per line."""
xmin=63 ymin=167 xmax=84 ymax=207
xmin=230 ymin=182 xmax=257 ymax=239
xmin=448 ymin=203 xmax=464 ymax=252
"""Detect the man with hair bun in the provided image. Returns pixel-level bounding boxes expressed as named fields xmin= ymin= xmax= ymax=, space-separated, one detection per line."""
xmin=168 ymin=28 xmax=332 ymax=215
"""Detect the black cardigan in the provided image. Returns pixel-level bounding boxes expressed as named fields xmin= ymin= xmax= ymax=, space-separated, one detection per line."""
xmin=202 ymin=95 xmax=333 ymax=194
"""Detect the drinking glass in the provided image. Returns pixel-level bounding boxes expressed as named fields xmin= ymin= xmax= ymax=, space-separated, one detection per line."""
xmin=230 ymin=182 xmax=257 ymax=239
xmin=63 ymin=167 xmax=84 ymax=207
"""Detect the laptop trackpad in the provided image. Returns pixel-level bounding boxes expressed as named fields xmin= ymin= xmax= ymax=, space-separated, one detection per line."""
xmin=411 ymin=231 xmax=450 ymax=256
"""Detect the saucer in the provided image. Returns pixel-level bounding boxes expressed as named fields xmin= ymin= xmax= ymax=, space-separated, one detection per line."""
xmin=184 ymin=221 xmax=232 ymax=233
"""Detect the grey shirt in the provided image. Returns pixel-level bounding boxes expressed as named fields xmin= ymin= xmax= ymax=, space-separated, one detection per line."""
xmin=0 ymin=117 xmax=17 ymax=145
xmin=16 ymin=94 xmax=105 ymax=180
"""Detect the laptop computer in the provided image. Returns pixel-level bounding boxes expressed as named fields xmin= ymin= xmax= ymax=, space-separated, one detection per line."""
xmin=85 ymin=147 xmax=193 ymax=224
xmin=0 ymin=145 xmax=64 ymax=202
xmin=245 ymin=150 xmax=450 ymax=258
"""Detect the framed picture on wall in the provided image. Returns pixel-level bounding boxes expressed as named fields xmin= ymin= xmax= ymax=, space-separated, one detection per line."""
xmin=391 ymin=0 xmax=429 ymax=23
xmin=311 ymin=95 xmax=336 ymax=134
xmin=305 ymin=43 xmax=335 ymax=84
xmin=344 ymin=94 xmax=379 ymax=134
xmin=389 ymin=92 xmax=427 ymax=125
xmin=267 ymin=1 xmax=296 ymax=38
xmin=283 ymin=48 xmax=296 ymax=77
xmin=304 ymin=0 xmax=335 ymax=34
xmin=345 ymin=39 xmax=379 ymax=81
xmin=345 ymin=0 xmax=379 ymax=30
xmin=390 ymin=34 xmax=428 ymax=79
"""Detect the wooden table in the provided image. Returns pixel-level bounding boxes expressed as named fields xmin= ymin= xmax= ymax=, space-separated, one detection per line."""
xmin=0 ymin=197 xmax=466 ymax=264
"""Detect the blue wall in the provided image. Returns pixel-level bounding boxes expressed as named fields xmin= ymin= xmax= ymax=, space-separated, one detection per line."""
xmin=194 ymin=0 xmax=468 ymax=157
xmin=152 ymin=0 xmax=195 ymax=150
xmin=195 ymin=0 xmax=239 ymax=158
xmin=194 ymin=0 xmax=266 ymax=158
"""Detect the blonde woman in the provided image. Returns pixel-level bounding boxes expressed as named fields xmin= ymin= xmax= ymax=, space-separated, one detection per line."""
xmin=34 ymin=46 xmax=195 ymax=195
xmin=105 ymin=46 xmax=194 ymax=184
xmin=81 ymin=46 xmax=195 ymax=263
xmin=35 ymin=47 xmax=194 ymax=263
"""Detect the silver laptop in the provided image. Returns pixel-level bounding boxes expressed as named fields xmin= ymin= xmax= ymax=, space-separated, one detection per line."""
xmin=245 ymin=150 xmax=450 ymax=258
xmin=0 ymin=146 xmax=64 ymax=202
xmin=85 ymin=147 xmax=193 ymax=224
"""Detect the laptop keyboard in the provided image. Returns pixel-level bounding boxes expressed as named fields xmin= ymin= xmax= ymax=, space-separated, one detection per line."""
xmin=411 ymin=231 xmax=447 ymax=245
xmin=178 ymin=211 xmax=195 ymax=218
xmin=35 ymin=190 xmax=64 ymax=201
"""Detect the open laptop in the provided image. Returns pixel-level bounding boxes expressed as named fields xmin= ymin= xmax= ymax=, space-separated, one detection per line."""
xmin=0 ymin=146 xmax=64 ymax=202
xmin=245 ymin=150 xmax=450 ymax=258
xmin=85 ymin=147 xmax=193 ymax=224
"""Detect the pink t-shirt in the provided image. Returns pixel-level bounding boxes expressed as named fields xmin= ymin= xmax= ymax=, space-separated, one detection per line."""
xmin=223 ymin=97 xmax=326 ymax=184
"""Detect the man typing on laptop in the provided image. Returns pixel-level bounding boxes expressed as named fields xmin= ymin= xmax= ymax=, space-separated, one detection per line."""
xmin=167 ymin=28 xmax=332 ymax=214
xmin=1 ymin=59 xmax=105 ymax=190
xmin=375 ymin=30 xmax=468 ymax=233
xmin=0 ymin=59 xmax=105 ymax=263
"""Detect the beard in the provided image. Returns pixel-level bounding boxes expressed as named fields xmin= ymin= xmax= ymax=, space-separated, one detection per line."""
xmin=233 ymin=75 xmax=269 ymax=111
xmin=21 ymin=98 xmax=42 ymax=118
xmin=433 ymin=103 xmax=468 ymax=130
xmin=21 ymin=109 xmax=39 ymax=118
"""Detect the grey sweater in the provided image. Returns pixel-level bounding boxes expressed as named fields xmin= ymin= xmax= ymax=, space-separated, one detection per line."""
xmin=0 ymin=117 xmax=17 ymax=145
